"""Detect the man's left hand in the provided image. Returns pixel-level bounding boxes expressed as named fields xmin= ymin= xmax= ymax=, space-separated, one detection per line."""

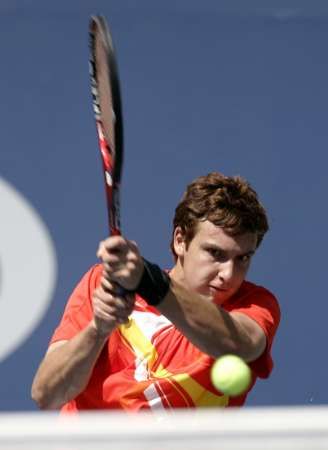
xmin=97 ymin=236 xmax=144 ymax=291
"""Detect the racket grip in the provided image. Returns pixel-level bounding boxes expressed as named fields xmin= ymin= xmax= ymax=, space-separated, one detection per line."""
xmin=117 ymin=285 xmax=129 ymax=297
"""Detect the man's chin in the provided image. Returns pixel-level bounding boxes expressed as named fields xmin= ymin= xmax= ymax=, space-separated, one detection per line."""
xmin=210 ymin=289 xmax=234 ymax=305
xmin=196 ymin=292 xmax=223 ymax=305
xmin=194 ymin=287 xmax=234 ymax=305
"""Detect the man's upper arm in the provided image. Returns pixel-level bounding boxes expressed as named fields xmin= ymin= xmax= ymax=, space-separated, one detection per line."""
xmin=230 ymin=312 xmax=267 ymax=362
xmin=46 ymin=340 xmax=68 ymax=355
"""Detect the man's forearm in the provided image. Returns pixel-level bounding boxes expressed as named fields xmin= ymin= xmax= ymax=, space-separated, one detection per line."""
xmin=31 ymin=322 xmax=110 ymax=409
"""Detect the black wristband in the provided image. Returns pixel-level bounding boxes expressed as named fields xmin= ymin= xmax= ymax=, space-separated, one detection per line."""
xmin=136 ymin=258 xmax=170 ymax=306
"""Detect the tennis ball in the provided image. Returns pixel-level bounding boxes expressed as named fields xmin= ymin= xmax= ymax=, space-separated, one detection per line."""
xmin=211 ymin=354 xmax=251 ymax=397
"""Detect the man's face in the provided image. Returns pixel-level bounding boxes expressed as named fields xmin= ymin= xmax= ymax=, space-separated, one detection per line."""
xmin=173 ymin=220 xmax=258 ymax=305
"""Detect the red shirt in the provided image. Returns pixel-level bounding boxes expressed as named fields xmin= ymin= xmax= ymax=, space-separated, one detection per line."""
xmin=50 ymin=264 xmax=280 ymax=411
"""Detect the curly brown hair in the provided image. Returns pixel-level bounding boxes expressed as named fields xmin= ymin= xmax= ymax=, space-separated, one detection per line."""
xmin=170 ymin=172 xmax=269 ymax=259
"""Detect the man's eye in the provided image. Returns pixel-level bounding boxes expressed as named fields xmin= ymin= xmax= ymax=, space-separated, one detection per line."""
xmin=239 ymin=254 xmax=251 ymax=263
xmin=207 ymin=248 xmax=224 ymax=260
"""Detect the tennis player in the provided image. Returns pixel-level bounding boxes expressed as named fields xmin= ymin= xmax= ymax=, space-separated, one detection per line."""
xmin=31 ymin=172 xmax=280 ymax=411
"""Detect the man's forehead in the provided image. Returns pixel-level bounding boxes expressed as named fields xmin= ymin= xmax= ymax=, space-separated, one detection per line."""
xmin=195 ymin=220 xmax=257 ymax=251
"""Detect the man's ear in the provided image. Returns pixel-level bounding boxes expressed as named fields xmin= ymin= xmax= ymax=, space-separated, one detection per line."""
xmin=173 ymin=227 xmax=186 ymax=257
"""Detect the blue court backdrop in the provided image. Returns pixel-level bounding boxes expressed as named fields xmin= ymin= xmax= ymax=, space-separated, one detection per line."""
xmin=1 ymin=0 xmax=327 ymax=410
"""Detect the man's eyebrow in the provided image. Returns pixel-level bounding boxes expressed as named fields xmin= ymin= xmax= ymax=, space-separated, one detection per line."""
xmin=203 ymin=243 xmax=256 ymax=256
xmin=241 ymin=250 xmax=256 ymax=256
xmin=203 ymin=242 xmax=224 ymax=250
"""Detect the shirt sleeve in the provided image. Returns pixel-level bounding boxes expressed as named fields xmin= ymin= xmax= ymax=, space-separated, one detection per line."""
xmin=49 ymin=264 xmax=102 ymax=345
xmin=226 ymin=283 xmax=281 ymax=378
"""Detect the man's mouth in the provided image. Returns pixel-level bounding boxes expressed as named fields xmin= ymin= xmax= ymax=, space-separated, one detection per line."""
xmin=210 ymin=285 xmax=228 ymax=292
xmin=209 ymin=286 xmax=229 ymax=297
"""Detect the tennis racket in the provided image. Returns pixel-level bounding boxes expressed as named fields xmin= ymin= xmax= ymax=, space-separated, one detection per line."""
xmin=89 ymin=15 xmax=124 ymax=236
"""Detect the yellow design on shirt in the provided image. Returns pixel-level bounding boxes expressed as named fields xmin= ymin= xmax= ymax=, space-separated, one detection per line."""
xmin=119 ymin=318 xmax=228 ymax=408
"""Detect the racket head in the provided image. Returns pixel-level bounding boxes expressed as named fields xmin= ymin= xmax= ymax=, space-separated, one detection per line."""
xmin=89 ymin=15 xmax=124 ymax=235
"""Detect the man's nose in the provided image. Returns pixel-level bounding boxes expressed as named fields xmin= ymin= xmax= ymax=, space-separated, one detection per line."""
xmin=217 ymin=260 xmax=235 ymax=284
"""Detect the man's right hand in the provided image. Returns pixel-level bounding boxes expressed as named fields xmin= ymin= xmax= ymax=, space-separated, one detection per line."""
xmin=91 ymin=277 xmax=135 ymax=336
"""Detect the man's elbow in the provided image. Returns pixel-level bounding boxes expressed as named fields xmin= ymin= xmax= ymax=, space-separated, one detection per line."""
xmin=236 ymin=332 xmax=267 ymax=363
xmin=31 ymin=382 xmax=60 ymax=410
xmin=212 ymin=333 xmax=265 ymax=362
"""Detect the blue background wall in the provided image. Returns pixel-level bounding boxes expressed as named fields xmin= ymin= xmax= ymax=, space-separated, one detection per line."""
xmin=1 ymin=1 xmax=327 ymax=409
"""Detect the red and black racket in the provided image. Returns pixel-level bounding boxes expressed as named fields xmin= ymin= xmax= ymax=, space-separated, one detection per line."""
xmin=89 ymin=15 xmax=124 ymax=236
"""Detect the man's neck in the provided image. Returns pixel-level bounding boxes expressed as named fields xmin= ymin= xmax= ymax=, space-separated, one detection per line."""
xmin=168 ymin=261 xmax=184 ymax=285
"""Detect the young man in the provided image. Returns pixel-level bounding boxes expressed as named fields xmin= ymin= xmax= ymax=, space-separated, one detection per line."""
xmin=31 ymin=172 xmax=280 ymax=411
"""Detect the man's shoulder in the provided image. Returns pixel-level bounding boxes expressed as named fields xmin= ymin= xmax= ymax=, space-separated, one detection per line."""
xmin=71 ymin=263 xmax=103 ymax=293
xmin=82 ymin=263 xmax=103 ymax=280
xmin=227 ymin=280 xmax=280 ymax=311
xmin=225 ymin=280 xmax=281 ymax=331
xmin=240 ymin=280 xmax=277 ymax=299
xmin=90 ymin=263 xmax=103 ymax=276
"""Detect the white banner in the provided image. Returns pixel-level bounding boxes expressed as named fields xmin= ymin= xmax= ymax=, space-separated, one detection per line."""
xmin=0 ymin=178 xmax=57 ymax=362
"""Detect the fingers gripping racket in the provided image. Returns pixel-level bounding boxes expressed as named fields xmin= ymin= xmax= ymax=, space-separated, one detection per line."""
xmin=89 ymin=16 xmax=124 ymax=236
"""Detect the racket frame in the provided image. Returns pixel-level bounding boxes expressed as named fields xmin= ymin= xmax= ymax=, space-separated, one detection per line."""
xmin=89 ymin=15 xmax=124 ymax=236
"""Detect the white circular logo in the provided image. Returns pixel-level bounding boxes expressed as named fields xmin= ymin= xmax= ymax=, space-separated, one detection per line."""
xmin=0 ymin=177 xmax=57 ymax=362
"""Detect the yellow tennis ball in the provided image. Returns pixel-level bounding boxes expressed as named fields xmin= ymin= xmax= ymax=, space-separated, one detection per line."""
xmin=211 ymin=354 xmax=251 ymax=397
